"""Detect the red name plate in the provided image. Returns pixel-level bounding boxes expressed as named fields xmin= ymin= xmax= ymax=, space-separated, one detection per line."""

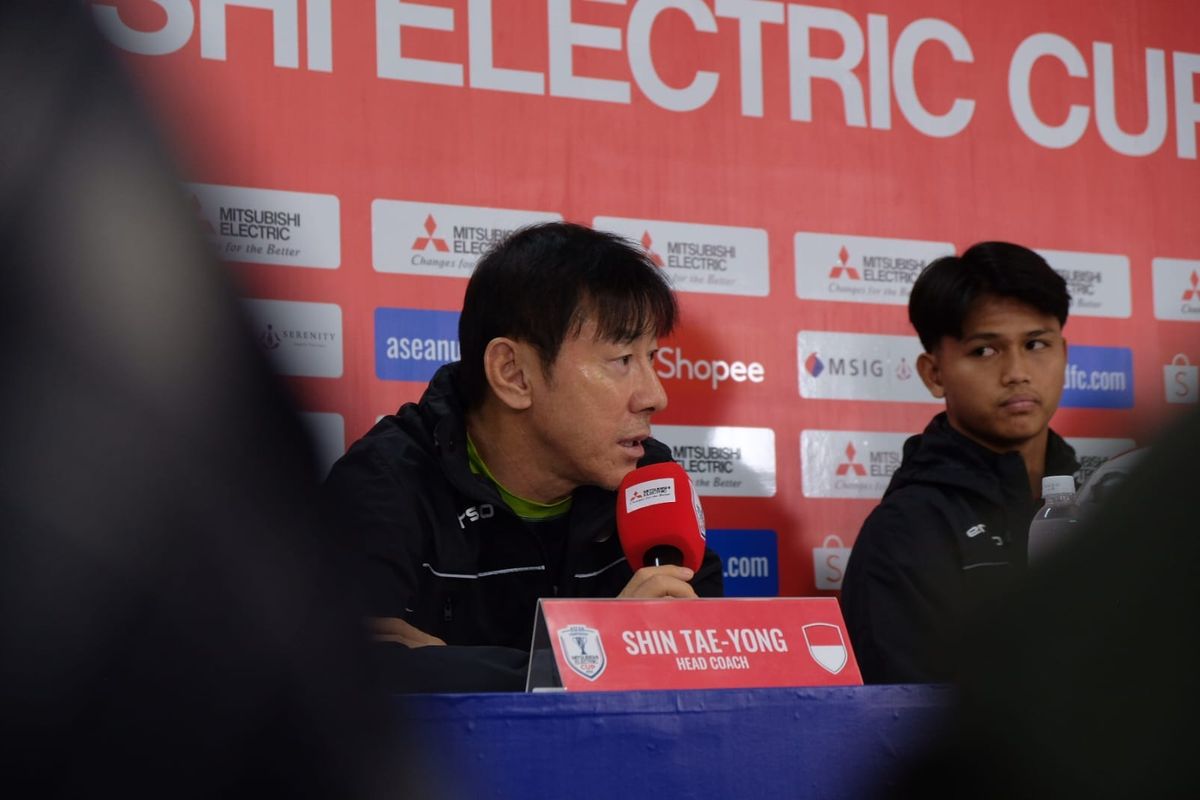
xmin=526 ymin=598 xmax=862 ymax=692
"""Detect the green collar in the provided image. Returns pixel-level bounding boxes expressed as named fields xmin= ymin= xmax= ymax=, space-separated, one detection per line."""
xmin=466 ymin=434 xmax=572 ymax=520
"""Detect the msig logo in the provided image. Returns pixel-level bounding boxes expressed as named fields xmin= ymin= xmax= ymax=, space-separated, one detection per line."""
xmin=1060 ymin=345 xmax=1134 ymax=409
xmin=375 ymin=308 xmax=461 ymax=382
xmin=705 ymin=529 xmax=778 ymax=597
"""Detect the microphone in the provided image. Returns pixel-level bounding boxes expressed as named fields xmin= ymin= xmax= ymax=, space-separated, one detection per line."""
xmin=616 ymin=462 xmax=706 ymax=572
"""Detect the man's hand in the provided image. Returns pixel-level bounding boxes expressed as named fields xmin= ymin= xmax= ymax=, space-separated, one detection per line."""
xmin=369 ymin=616 xmax=447 ymax=647
xmin=617 ymin=565 xmax=698 ymax=599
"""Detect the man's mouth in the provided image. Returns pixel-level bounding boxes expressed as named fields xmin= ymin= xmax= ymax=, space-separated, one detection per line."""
xmin=1001 ymin=394 xmax=1040 ymax=412
xmin=618 ymin=436 xmax=647 ymax=455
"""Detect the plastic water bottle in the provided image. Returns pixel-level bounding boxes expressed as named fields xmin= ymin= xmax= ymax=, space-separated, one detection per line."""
xmin=1028 ymin=475 xmax=1079 ymax=565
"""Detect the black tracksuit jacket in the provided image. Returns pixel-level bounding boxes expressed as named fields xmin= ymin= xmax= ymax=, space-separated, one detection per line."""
xmin=323 ymin=363 xmax=724 ymax=690
xmin=840 ymin=413 xmax=1078 ymax=684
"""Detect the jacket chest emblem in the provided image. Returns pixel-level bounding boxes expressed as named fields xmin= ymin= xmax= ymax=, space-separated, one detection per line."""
xmin=457 ymin=503 xmax=495 ymax=529
xmin=964 ymin=522 xmax=1004 ymax=547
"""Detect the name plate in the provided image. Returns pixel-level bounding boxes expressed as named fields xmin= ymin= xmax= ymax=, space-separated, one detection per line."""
xmin=526 ymin=598 xmax=862 ymax=692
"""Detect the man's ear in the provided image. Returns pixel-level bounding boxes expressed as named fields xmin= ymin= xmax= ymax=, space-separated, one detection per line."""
xmin=482 ymin=337 xmax=534 ymax=411
xmin=916 ymin=350 xmax=945 ymax=399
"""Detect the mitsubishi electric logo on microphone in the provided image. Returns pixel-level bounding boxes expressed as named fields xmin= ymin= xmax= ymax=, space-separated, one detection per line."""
xmin=625 ymin=478 xmax=676 ymax=512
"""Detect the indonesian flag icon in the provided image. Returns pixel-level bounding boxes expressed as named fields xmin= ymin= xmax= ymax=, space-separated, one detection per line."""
xmin=802 ymin=623 xmax=848 ymax=674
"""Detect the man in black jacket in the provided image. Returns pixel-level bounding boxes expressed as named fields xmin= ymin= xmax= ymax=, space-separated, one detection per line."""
xmin=324 ymin=222 xmax=723 ymax=691
xmin=841 ymin=242 xmax=1078 ymax=684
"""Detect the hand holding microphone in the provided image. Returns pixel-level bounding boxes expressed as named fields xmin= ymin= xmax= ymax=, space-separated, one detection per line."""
xmin=615 ymin=462 xmax=707 ymax=599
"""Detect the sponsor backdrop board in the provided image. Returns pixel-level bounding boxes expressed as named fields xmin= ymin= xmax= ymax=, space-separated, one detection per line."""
xmin=95 ymin=0 xmax=1199 ymax=595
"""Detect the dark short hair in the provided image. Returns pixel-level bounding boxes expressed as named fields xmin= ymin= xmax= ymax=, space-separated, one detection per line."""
xmin=908 ymin=241 xmax=1070 ymax=352
xmin=457 ymin=222 xmax=677 ymax=408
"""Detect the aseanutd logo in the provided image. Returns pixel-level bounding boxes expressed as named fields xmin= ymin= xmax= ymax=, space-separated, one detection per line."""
xmin=593 ymin=216 xmax=769 ymax=297
xmin=1152 ymin=258 xmax=1200 ymax=322
xmin=795 ymin=232 xmax=952 ymax=307
xmin=801 ymin=431 xmax=909 ymax=499
xmin=188 ymin=183 xmax=341 ymax=269
xmin=373 ymin=200 xmax=561 ymax=279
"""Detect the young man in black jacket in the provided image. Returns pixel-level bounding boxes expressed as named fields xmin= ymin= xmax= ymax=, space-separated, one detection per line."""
xmin=840 ymin=242 xmax=1078 ymax=684
xmin=324 ymin=222 xmax=723 ymax=691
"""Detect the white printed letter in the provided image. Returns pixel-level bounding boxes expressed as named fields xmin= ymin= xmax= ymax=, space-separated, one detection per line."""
xmin=92 ymin=0 xmax=194 ymax=56
xmin=1009 ymin=33 xmax=1090 ymax=149
xmin=1173 ymin=51 xmax=1200 ymax=159
xmin=200 ymin=0 xmax=300 ymax=68
xmin=892 ymin=18 xmax=975 ymax=138
xmin=376 ymin=0 xmax=463 ymax=85
xmin=469 ymin=0 xmax=544 ymax=94
xmin=629 ymin=0 xmax=719 ymax=111
xmin=548 ymin=0 xmax=631 ymax=103
xmin=787 ymin=5 xmax=866 ymax=126
xmin=715 ymin=0 xmax=784 ymax=118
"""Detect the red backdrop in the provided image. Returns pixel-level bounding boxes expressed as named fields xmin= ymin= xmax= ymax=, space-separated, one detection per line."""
xmin=91 ymin=0 xmax=1200 ymax=595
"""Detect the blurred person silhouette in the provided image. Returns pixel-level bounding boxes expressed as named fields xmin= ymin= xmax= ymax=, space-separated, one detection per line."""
xmin=898 ymin=407 xmax=1200 ymax=798
xmin=0 ymin=2 xmax=419 ymax=796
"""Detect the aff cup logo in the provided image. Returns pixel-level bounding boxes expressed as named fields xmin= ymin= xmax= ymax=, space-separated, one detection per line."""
xmin=557 ymin=624 xmax=607 ymax=681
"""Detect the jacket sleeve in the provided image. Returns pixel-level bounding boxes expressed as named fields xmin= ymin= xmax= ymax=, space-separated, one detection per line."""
xmin=325 ymin=442 xmax=541 ymax=692
xmin=321 ymin=438 xmax=428 ymax=621
xmin=841 ymin=502 xmax=960 ymax=684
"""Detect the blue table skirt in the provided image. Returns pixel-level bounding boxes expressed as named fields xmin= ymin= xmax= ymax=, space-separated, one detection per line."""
xmin=393 ymin=684 xmax=953 ymax=799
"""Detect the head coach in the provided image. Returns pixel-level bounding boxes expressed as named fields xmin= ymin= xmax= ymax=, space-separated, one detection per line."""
xmin=323 ymin=222 xmax=724 ymax=691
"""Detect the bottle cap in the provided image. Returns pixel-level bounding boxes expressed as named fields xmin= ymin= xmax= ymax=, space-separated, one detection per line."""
xmin=1042 ymin=475 xmax=1076 ymax=497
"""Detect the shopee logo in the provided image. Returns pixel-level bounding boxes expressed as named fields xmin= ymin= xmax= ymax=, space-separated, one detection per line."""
xmin=655 ymin=346 xmax=765 ymax=390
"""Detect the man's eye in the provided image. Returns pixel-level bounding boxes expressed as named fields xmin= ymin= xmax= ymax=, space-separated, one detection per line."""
xmin=973 ymin=346 xmax=996 ymax=357
xmin=618 ymin=355 xmax=632 ymax=366
xmin=1027 ymin=339 xmax=1049 ymax=350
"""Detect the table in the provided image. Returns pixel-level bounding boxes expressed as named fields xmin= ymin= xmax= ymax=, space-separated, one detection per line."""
xmin=394 ymin=684 xmax=952 ymax=798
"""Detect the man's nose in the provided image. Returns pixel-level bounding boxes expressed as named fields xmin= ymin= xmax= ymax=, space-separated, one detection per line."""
xmin=1000 ymin=348 xmax=1032 ymax=384
xmin=636 ymin=361 xmax=668 ymax=414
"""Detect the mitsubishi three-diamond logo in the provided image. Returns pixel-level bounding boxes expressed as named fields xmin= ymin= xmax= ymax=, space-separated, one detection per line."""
xmin=412 ymin=214 xmax=449 ymax=252
xmin=829 ymin=245 xmax=861 ymax=280
xmin=835 ymin=443 xmax=867 ymax=476
xmin=1183 ymin=271 xmax=1200 ymax=301
xmin=640 ymin=231 xmax=665 ymax=267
